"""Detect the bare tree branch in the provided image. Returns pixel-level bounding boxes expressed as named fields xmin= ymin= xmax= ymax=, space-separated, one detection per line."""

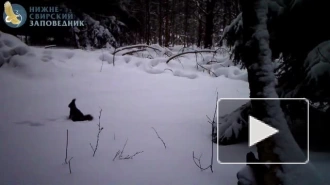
xmin=192 ymin=0 xmax=207 ymax=15
xmin=113 ymin=44 xmax=162 ymax=55
xmin=165 ymin=50 xmax=217 ymax=64
xmin=122 ymin=49 xmax=147 ymax=56
xmin=68 ymin=157 xmax=73 ymax=174
xmin=113 ymin=139 xmax=144 ymax=161
xmin=90 ymin=108 xmax=104 ymax=157
xmin=65 ymin=129 xmax=68 ymax=164
xmin=192 ymin=151 xmax=213 ymax=172
xmin=193 ymin=91 xmax=218 ymax=173
xmin=151 ymin=127 xmax=167 ymax=149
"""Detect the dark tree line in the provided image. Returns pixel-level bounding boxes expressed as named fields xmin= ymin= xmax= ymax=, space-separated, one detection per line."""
xmin=127 ymin=0 xmax=240 ymax=48
xmin=2 ymin=0 xmax=240 ymax=49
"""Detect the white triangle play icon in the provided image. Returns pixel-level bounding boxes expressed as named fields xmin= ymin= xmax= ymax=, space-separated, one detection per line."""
xmin=249 ymin=116 xmax=279 ymax=147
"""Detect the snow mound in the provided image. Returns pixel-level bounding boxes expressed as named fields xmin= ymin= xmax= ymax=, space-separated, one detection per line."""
xmin=99 ymin=53 xmax=114 ymax=64
xmin=173 ymin=70 xmax=198 ymax=79
xmin=213 ymin=66 xmax=248 ymax=82
xmin=0 ymin=32 xmax=64 ymax=78
xmin=0 ymin=32 xmax=248 ymax=82
xmin=0 ymin=31 xmax=31 ymax=66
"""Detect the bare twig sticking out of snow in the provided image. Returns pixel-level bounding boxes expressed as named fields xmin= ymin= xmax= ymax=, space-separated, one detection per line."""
xmin=206 ymin=91 xmax=219 ymax=125
xmin=65 ymin=129 xmax=69 ymax=164
xmin=113 ymin=139 xmax=144 ymax=161
xmin=68 ymin=157 xmax=73 ymax=174
xmin=192 ymin=151 xmax=213 ymax=173
xmin=193 ymin=91 xmax=218 ymax=173
xmin=193 ymin=53 xmax=218 ymax=77
xmin=196 ymin=62 xmax=218 ymax=77
xmin=90 ymin=108 xmax=104 ymax=157
xmin=100 ymin=49 xmax=104 ymax=72
xmin=151 ymin=127 xmax=167 ymax=149
xmin=63 ymin=130 xmax=74 ymax=174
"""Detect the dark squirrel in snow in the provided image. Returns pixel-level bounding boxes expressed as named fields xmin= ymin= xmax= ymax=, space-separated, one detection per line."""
xmin=68 ymin=99 xmax=93 ymax=121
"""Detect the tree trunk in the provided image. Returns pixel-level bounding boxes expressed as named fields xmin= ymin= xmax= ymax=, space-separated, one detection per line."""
xmin=240 ymin=0 xmax=288 ymax=184
xmin=164 ymin=0 xmax=170 ymax=47
xmin=145 ymin=0 xmax=150 ymax=45
xmin=222 ymin=0 xmax=227 ymax=31
xmin=158 ymin=0 xmax=163 ymax=46
xmin=171 ymin=0 xmax=176 ymax=46
xmin=197 ymin=6 xmax=203 ymax=48
xmin=203 ymin=0 xmax=215 ymax=49
xmin=184 ymin=0 xmax=189 ymax=47
xmin=241 ymin=0 xmax=322 ymax=184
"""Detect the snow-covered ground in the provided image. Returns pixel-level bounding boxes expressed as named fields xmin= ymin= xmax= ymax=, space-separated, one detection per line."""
xmin=0 ymin=32 xmax=329 ymax=185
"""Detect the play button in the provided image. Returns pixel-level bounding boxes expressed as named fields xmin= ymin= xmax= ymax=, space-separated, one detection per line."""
xmin=217 ymin=98 xmax=309 ymax=164
xmin=249 ymin=116 xmax=279 ymax=147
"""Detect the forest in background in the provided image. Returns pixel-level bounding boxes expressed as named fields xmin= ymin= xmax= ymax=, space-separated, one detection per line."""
xmin=1 ymin=0 xmax=239 ymax=49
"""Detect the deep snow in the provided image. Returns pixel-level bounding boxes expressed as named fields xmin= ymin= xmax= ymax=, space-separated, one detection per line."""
xmin=0 ymin=32 xmax=329 ymax=185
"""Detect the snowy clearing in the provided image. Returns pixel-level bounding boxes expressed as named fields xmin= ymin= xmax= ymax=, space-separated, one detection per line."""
xmin=0 ymin=32 xmax=329 ymax=185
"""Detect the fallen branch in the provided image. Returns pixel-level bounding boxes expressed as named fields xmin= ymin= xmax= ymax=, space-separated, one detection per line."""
xmin=90 ymin=108 xmax=104 ymax=157
xmin=113 ymin=139 xmax=144 ymax=161
xmin=45 ymin=45 xmax=56 ymax=49
xmin=122 ymin=48 xmax=146 ymax=56
xmin=196 ymin=62 xmax=218 ymax=77
xmin=215 ymin=47 xmax=230 ymax=56
xmin=113 ymin=44 xmax=162 ymax=56
xmin=112 ymin=45 xmax=163 ymax=64
xmin=165 ymin=50 xmax=217 ymax=64
xmin=164 ymin=68 xmax=174 ymax=74
xmin=151 ymin=127 xmax=167 ymax=149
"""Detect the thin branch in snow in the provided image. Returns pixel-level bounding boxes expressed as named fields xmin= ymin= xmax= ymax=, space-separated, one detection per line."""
xmin=68 ymin=157 xmax=73 ymax=174
xmin=195 ymin=91 xmax=218 ymax=173
xmin=164 ymin=68 xmax=174 ymax=73
xmin=212 ymin=91 xmax=219 ymax=124
xmin=113 ymin=150 xmax=120 ymax=161
xmin=151 ymin=127 xmax=167 ymax=149
xmin=90 ymin=108 xmax=104 ymax=157
xmin=206 ymin=115 xmax=213 ymax=124
xmin=192 ymin=151 xmax=213 ymax=173
xmin=64 ymin=129 xmax=68 ymax=164
xmin=196 ymin=62 xmax=218 ymax=77
xmin=122 ymin=48 xmax=146 ymax=56
xmin=100 ymin=49 xmax=104 ymax=72
xmin=63 ymin=129 xmax=74 ymax=174
xmin=193 ymin=52 xmax=217 ymax=77
xmin=113 ymin=138 xmax=144 ymax=161
xmin=113 ymin=44 xmax=162 ymax=55
xmin=89 ymin=143 xmax=94 ymax=151
xmin=165 ymin=50 xmax=217 ymax=64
